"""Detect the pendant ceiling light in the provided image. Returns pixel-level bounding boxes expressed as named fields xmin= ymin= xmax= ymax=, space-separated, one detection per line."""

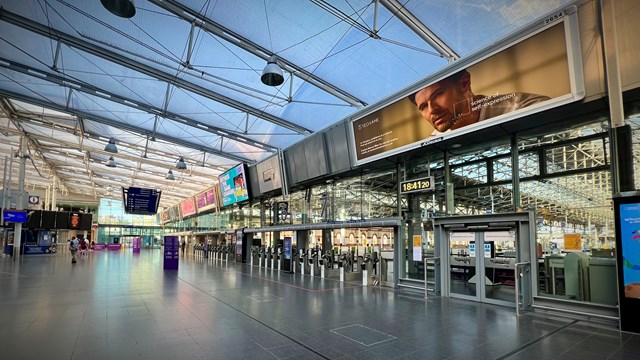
xmin=100 ymin=0 xmax=136 ymax=18
xmin=261 ymin=55 xmax=284 ymax=86
xmin=104 ymin=138 xmax=118 ymax=153
xmin=176 ymin=156 xmax=187 ymax=170
xmin=106 ymin=156 xmax=116 ymax=168
xmin=166 ymin=169 xmax=175 ymax=180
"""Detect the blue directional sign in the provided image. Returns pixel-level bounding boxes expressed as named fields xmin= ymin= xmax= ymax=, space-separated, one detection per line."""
xmin=3 ymin=210 xmax=27 ymax=223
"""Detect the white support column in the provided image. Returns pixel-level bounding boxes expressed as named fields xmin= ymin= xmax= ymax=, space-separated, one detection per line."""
xmin=51 ymin=176 xmax=57 ymax=211
xmin=13 ymin=137 xmax=27 ymax=261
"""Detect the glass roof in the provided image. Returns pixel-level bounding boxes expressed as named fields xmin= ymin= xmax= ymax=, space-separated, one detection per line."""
xmin=0 ymin=0 xmax=573 ymax=207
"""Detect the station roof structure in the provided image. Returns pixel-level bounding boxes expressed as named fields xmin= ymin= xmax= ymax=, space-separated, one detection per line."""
xmin=0 ymin=0 xmax=574 ymax=207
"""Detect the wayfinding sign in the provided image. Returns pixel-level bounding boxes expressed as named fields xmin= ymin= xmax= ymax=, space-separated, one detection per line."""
xmin=3 ymin=210 xmax=27 ymax=223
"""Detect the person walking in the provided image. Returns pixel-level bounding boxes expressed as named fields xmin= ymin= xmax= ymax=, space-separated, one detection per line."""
xmin=69 ymin=236 xmax=80 ymax=263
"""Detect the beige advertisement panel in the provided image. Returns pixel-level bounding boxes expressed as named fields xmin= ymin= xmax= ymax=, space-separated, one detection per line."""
xmin=352 ymin=16 xmax=583 ymax=164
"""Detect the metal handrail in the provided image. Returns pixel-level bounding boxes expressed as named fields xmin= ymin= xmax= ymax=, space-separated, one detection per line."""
xmin=423 ymin=256 xmax=440 ymax=299
xmin=514 ymin=261 xmax=530 ymax=316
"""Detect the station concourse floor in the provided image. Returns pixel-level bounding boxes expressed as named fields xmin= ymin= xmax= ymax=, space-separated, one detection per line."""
xmin=1 ymin=250 xmax=639 ymax=360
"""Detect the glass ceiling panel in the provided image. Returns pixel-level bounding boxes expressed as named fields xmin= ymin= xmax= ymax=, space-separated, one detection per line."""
xmin=239 ymin=121 xmax=305 ymax=150
xmin=0 ymin=68 xmax=68 ymax=105
xmin=165 ymin=87 xmax=249 ymax=131
xmin=193 ymin=0 xmax=444 ymax=104
xmin=70 ymin=91 xmax=156 ymax=129
xmin=27 ymin=0 xmax=192 ymax=70
xmin=58 ymin=44 xmax=167 ymax=109
xmin=0 ymin=22 xmax=55 ymax=72
xmin=404 ymin=0 xmax=573 ymax=57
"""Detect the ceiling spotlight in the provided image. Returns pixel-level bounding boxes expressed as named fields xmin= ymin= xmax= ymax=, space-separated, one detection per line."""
xmin=100 ymin=0 xmax=136 ymax=18
xmin=176 ymin=156 xmax=187 ymax=170
xmin=104 ymin=138 xmax=118 ymax=153
xmin=166 ymin=169 xmax=175 ymax=180
xmin=106 ymin=156 xmax=116 ymax=168
xmin=261 ymin=55 xmax=284 ymax=86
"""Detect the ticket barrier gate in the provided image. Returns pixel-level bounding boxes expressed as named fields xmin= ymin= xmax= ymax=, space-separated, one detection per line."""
xmin=308 ymin=249 xmax=320 ymax=277
xmin=359 ymin=252 xmax=380 ymax=286
xmin=337 ymin=252 xmax=360 ymax=282
xmin=250 ymin=247 xmax=259 ymax=267
xmin=319 ymin=251 xmax=341 ymax=279
xmin=298 ymin=249 xmax=307 ymax=275
xmin=258 ymin=246 xmax=267 ymax=267
xmin=276 ymin=247 xmax=283 ymax=271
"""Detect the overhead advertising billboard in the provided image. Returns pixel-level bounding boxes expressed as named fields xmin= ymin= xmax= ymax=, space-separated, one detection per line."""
xmin=219 ymin=164 xmax=250 ymax=207
xmin=195 ymin=186 xmax=219 ymax=213
xmin=350 ymin=11 xmax=584 ymax=165
xmin=179 ymin=197 xmax=197 ymax=218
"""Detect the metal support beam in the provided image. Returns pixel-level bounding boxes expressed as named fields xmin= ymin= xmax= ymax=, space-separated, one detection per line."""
xmin=511 ymin=134 xmax=521 ymax=210
xmin=0 ymin=57 xmax=278 ymax=151
xmin=0 ymin=88 xmax=253 ymax=163
xmin=0 ymin=8 xmax=311 ymax=134
xmin=379 ymin=0 xmax=459 ymax=61
xmin=147 ymin=0 xmax=366 ymax=108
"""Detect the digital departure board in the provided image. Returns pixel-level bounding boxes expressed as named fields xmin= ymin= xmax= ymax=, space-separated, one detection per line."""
xmin=122 ymin=187 xmax=162 ymax=215
xmin=399 ymin=176 xmax=434 ymax=194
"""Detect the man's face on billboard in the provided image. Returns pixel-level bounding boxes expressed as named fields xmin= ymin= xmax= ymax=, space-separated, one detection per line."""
xmin=414 ymin=75 xmax=471 ymax=133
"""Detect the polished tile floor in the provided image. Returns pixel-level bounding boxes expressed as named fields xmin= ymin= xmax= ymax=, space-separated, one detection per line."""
xmin=1 ymin=249 xmax=639 ymax=360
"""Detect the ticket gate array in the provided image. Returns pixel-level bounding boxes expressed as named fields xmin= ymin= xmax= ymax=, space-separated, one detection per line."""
xmin=248 ymin=244 xmax=381 ymax=286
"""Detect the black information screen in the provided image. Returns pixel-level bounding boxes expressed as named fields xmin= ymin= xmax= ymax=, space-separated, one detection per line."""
xmin=122 ymin=187 xmax=161 ymax=215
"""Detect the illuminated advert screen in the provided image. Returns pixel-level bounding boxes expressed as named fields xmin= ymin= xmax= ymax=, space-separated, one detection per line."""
xmin=620 ymin=202 xmax=640 ymax=299
xmin=219 ymin=164 xmax=249 ymax=207
xmin=350 ymin=11 xmax=584 ymax=165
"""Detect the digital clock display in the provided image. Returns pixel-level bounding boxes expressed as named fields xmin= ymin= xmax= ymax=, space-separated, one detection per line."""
xmin=399 ymin=176 xmax=434 ymax=194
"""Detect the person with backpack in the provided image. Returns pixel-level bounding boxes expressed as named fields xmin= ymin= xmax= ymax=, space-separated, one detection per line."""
xmin=79 ymin=238 xmax=88 ymax=257
xmin=69 ymin=237 xmax=80 ymax=263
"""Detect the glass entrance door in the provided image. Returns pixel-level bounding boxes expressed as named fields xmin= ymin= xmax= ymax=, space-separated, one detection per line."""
xmin=448 ymin=231 xmax=517 ymax=307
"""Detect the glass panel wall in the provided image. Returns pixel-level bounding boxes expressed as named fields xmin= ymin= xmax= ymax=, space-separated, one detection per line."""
xmin=519 ymin=122 xmax=616 ymax=306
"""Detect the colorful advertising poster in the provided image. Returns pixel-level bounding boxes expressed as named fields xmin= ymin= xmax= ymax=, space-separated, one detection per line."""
xmin=284 ymin=237 xmax=292 ymax=260
xmin=219 ymin=164 xmax=249 ymax=207
xmin=163 ymin=236 xmax=179 ymax=270
xmin=195 ymin=187 xmax=219 ymax=213
xmin=179 ymin=197 xmax=196 ymax=218
xmin=620 ymin=203 xmax=640 ymax=299
xmin=350 ymin=16 xmax=584 ymax=165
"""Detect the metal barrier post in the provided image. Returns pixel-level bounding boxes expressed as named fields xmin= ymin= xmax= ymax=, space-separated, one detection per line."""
xmin=514 ymin=262 xmax=530 ymax=316
xmin=424 ymin=257 xmax=440 ymax=299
